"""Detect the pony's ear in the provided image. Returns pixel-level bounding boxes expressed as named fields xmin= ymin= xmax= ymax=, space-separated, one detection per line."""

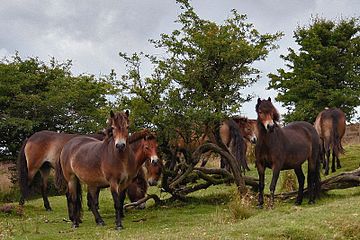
xmin=110 ymin=110 xmax=115 ymax=118
xmin=257 ymin=98 xmax=261 ymax=104
xmin=268 ymin=97 xmax=271 ymax=102
xmin=125 ymin=110 xmax=130 ymax=117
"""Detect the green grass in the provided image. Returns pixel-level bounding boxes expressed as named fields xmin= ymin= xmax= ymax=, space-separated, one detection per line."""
xmin=1 ymin=145 xmax=359 ymax=240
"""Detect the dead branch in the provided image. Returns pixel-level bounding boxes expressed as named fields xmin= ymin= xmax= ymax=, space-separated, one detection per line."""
xmin=123 ymin=194 xmax=161 ymax=209
xmin=277 ymin=167 xmax=360 ymax=199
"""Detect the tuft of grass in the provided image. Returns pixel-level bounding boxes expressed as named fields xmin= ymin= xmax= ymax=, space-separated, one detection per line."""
xmin=227 ymin=192 xmax=255 ymax=221
xmin=280 ymin=170 xmax=298 ymax=192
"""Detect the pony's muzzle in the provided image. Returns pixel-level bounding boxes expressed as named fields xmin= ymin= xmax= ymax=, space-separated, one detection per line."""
xmin=267 ymin=124 xmax=275 ymax=132
xmin=115 ymin=142 xmax=126 ymax=151
xmin=150 ymin=156 xmax=159 ymax=165
xmin=148 ymin=178 xmax=158 ymax=186
xmin=250 ymin=136 xmax=257 ymax=144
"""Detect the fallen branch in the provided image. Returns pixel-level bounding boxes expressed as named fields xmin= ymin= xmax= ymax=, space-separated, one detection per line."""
xmin=277 ymin=167 xmax=360 ymax=199
xmin=123 ymin=194 xmax=161 ymax=209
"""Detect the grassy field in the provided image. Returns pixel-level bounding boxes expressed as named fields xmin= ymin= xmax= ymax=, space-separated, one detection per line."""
xmin=1 ymin=145 xmax=359 ymax=240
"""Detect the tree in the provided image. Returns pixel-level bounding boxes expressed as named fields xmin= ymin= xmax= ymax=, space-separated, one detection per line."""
xmin=269 ymin=17 xmax=360 ymax=123
xmin=118 ymin=0 xmax=281 ymax=197
xmin=0 ymin=54 xmax=114 ymax=159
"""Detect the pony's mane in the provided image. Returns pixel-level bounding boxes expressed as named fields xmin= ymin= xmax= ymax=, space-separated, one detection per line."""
xmin=256 ymin=98 xmax=280 ymax=123
xmin=130 ymin=131 xmax=156 ymax=150
xmin=232 ymin=115 xmax=249 ymax=122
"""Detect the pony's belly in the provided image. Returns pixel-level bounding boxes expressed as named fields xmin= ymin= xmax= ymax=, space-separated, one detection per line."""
xmin=74 ymin=168 xmax=108 ymax=187
xmin=78 ymin=175 xmax=109 ymax=187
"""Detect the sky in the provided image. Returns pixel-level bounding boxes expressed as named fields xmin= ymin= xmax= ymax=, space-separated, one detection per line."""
xmin=1 ymin=0 xmax=359 ymax=119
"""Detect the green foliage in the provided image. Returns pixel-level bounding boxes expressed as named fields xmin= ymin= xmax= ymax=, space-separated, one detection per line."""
xmin=0 ymin=53 xmax=114 ymax=158
xmin=118 ymin=0 xmax=282 ymax=148
xmin=269 ymin=17 xmax=360 ymax=123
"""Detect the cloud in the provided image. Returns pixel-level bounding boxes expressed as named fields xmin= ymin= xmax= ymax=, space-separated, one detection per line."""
xmin=0 ymin=0 xmax=359 ymax=118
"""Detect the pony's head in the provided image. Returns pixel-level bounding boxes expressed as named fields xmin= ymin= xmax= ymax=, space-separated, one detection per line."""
xmin=143 ymin=134 xmax=162 ymax=186
xmin=233 ymin=116 xmax=258 ymax=144
xmin=256 ymin=97 xmax=280 ymax=132
xmin=107 ymin=110 xmax=130 ymax=151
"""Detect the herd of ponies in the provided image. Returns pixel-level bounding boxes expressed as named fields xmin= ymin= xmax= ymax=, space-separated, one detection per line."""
xmin=16 ymin=98 xmax=346 ymax=229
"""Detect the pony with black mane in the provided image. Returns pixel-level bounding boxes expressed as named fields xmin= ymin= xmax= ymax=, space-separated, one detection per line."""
xmin=314 ymin=107 xmax=346 ymax=175
xmin=255 ymin=98 xmax=321 ymax=207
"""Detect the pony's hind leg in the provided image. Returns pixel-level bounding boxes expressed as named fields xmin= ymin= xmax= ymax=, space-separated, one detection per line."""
xmin=294 ymin=167 xmax=305 ymax=205
xmin=324 ymin=148 xmax=331 ymax=175
xmin=87 ymin=187 xmax=100 ymax=210
xmin=88 ymin=187 xmax=105 ymax=226
xmin=336 ymin=155 xmax=342 ymax=169
xmin=68 ymin=179 xmax=82 ymax=228
xmin=331 ymin=149 xmax=337 ymax=173
xmin=39 ymin=164 xmax=52 ymax=211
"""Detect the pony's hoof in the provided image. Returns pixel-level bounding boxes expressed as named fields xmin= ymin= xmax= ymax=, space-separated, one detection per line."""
xmin=96 ymin=221 xmax=105 ymax=226
xmin=46 ymin=207 xmax=52 ymax=211
xmin=257 ymin=204 xmax=264 ymax=209
xmin=294 ymin=201 xmax=302 ymax=206
xmin=72 ymin=223 xmax=79 ymax=229
xmin=115 ymin=225 xmax=123 ymax=231
xmin=308 ymin=200 xmax=315 ymax=205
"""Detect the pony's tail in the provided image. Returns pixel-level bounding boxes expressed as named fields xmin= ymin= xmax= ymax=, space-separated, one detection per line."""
xmin=228 ymin=119 xmax=249 ymax=172
xmin=17 ymin=138 xmax=29 ymax=204
xmin=332 ymin=117 xmax=345 ymax=156
xmin=54 ymin=158 xmax=67 ymax=193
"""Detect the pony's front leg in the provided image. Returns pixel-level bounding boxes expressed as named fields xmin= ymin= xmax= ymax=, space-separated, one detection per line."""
xmin=119 ymin=190 xmax=126 ymax=218
xmin=294 ymin=167 xmax=305 ymax=205
xmin=110 ymin=185 xmax=123 ymax=230
xmin=269 ymin=168 xmax=280 ymax=208
xmin=256 ymin=160 xmax=265 ymax=208
xmin=88 ymin=187 xmax=105 ymax=226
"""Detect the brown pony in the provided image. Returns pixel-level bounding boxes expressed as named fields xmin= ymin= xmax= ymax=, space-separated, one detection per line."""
xmin=255 ymin=98 xmax=321 ymax=207
xmin=232 ymin=116 xmax=258 ymax=170
xmin=17 ymin=130 xmax=104 ymax=211
xmin=314 ymin=108 xmax=346 ymax=175
xmin=200 ymin=118 xmax=257 ymax=172
xmin=56 ymin=110 xmax=153 ymax=229
xmin=125 ymin=155 xmax=163 ymax=208
xmin=87 ymin=134 xmax=162 ymax=211
xmin=232 ymin=116 xmax=258 ymax=144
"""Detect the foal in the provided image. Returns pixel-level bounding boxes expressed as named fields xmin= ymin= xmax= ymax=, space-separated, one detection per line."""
xmin=255 ymin=98 xmax=321 ymax=207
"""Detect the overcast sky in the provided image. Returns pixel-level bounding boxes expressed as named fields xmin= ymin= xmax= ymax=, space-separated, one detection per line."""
xmin=1 ymin=0 xmax=359 ymax=119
